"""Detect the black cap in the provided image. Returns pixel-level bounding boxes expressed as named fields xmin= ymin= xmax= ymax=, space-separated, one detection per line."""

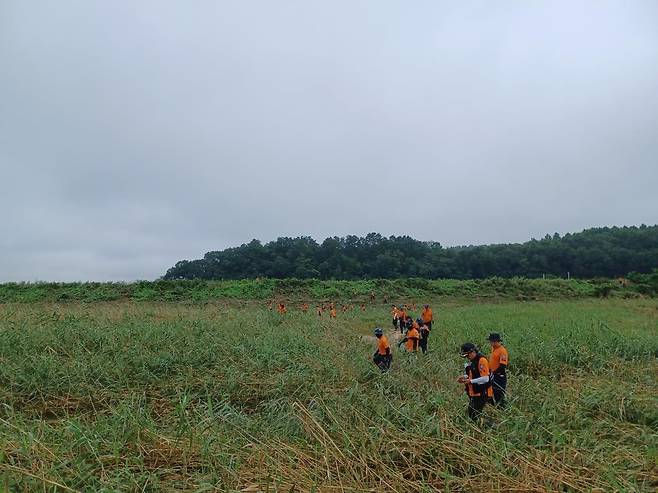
xmin=487 ymin=333 xmax=502 ymax=342
xmin=460 ymin=342 xmax=477 ymax=356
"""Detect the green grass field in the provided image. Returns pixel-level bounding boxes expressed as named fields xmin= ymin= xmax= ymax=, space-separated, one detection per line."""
xmin=1 ymin=298 xmax=657 ymax=492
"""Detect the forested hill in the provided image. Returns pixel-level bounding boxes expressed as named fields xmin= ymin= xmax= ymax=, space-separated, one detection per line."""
xmin=163 ymin=225 xmax=658 ymax=280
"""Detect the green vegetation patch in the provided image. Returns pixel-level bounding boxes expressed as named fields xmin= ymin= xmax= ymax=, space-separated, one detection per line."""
xmin=0 ymin=298 xmax=656 ymax=491
xmin=0 ymin=276 xmax=648 ymax=304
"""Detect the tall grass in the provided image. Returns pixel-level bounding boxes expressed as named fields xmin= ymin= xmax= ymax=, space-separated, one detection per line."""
xmin=0 ymin=298 xmax=656 ymax=491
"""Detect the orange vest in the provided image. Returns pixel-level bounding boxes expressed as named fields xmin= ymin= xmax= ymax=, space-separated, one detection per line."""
xmin=406 ymin=328 xmax=420 ymax=351
xmin=466 ymin=356 xmax=493 ymax=397
xmin=377 ymin=336 xmax=390 ymax=355
xmin=489 ymin=346 xmax=509 ymax=373
xmin=422 ymin=308 xmax=433 ymax=323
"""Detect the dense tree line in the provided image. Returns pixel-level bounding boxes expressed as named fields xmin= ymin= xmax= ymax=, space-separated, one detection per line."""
xmin=163 ymin=225 xmax=658 ymax=280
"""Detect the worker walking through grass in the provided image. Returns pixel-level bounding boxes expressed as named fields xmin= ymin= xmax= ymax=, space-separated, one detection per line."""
xmin=397 ymin=305 xmax=406 ymax=333
xmin=398 ymin=323 xmax=420 ymax=352
xmin=487 ymin=333 xmax=509 ymax=407
xmin=373 ymin=327 xmax=392 ymax=372
xmin=403 ymin=314 xmax=413 ymax=333
xmin=421 ymin=304 xmax=433 ymax=331
xmin=391 ymin=304 xmax=399 ymax=331
xmin=457 ymin=343 xmax=493 ymax=421
xmin=418 ymin=319 xmax=430 ymax=354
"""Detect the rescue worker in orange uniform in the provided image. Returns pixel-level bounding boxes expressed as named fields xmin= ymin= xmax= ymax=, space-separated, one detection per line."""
xmin=397 ymin=306 xmax=407 ymax=333
xmin=373 ymin=327 xmax=392 ymax=371
xmin=330 ymin=306 xmax=337 ymax=318
xmin=399 ymin=323 xmax=420 ymax=352
xmin=277 ymin=303 xmax=287 ymax=314
xmin=487 ymin=333 xmax=509 ymax=407
xmin=391 ymin=305 xmax=399 ymax=331
xmin=457 ymin=343 xmax=493 ymax=420
xmin=421 ymin=304 xmax=433 ymax=331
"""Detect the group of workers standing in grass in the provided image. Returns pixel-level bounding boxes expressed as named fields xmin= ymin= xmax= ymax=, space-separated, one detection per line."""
xmin=373 ymin=304 xmax=433 ymax=369
xmin=373 ymin=304 xmax=509 ymax=421
xmin=270 ymin=301 xmax=368 ymax=317
xmin=457 ymin=334 xmax=509 ymax=420
xmin=392 ymin=303 xmax=434 ymax=353
xmin=269 ymin=297 xmax=509 ymax=421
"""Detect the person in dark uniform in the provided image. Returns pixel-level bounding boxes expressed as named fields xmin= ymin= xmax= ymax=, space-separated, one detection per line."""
xmin=418 ymin=318 xmax=430 ymax=354
xmin=457 ymin=343 xmax=493 ymax=421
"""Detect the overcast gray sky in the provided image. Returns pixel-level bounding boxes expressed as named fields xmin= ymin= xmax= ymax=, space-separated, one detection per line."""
xmin=1 ymin=1 xmax=657 ymax=281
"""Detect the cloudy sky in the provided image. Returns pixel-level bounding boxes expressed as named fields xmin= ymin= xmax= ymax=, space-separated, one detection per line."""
xmin=1 ymin=1 xmax=657 ymax=281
